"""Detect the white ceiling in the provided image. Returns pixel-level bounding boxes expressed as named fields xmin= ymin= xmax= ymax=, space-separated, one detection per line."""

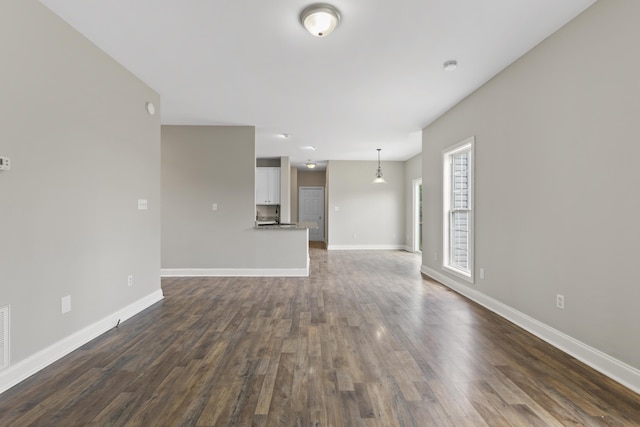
xmin=40 ymin=0 xmax=596 ymax=169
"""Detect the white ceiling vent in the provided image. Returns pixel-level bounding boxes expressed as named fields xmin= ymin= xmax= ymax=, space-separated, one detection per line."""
xmin=0 ymin=305 xmax=9 ymax=370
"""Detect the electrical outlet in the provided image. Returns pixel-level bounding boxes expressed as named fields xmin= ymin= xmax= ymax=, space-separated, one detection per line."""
xmin=556 ymin=294 xmax=565 ymax=309
xmin=0 ymin=156 xmax=10 ymax=171
xmin=212 ymin=203 xmax=218 ymax=211
xmin=128 ymin=275 xmax=133 ymax=287
xmin=61 ymin=295 xmax=71 ymax=314
xmin=480 ymin=268 xmax=485 ymax=280
xmin=137 ymin=199 xmax=148 ymax=210
xmin=353 ymin=233 xmax=357 ymax=239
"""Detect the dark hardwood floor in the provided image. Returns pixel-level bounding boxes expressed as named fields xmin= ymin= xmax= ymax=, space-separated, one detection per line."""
xmin=1 ymin=246 xmax=639 ymax=426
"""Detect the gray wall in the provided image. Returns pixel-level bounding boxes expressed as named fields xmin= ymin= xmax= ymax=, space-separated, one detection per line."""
xmin=327 ymin=161 xmax=405 ymax=249
xmin=0 ymin=0 xmax=161 ymax=365
xmin=256 ymin=158 xmax=280 ymax=167
xmin=298 ymin=170 xmax=326 ymax=187
xmin=422 ymin=0 xmax=640 ymax=370
xmin=161 ymin=126 xmax=308 ymax=271
xmin=279 ymin=157 xmax=291 ymax=223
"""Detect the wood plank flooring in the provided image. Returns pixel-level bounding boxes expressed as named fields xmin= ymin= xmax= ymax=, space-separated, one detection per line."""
xmin=1 ymin=246 xmax=640 ymax=426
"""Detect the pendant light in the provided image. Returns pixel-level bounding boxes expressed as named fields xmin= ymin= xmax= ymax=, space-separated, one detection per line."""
xmin=372 ymin=149 xmax=387 ymax=184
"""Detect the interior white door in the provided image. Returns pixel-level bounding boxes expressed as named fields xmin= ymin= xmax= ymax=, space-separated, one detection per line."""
xmin=299 ymin=187 xmax=324 ymax=241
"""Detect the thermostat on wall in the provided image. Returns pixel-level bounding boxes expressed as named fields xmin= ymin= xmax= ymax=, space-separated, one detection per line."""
xmin=0 ymin=156 xmax=10 ymax=171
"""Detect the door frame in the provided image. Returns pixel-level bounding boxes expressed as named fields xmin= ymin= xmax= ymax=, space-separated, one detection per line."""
xmin=299 ymin=186 xmax=325 ymax=242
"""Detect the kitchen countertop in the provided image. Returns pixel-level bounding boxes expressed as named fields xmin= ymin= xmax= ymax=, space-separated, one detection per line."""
xmin=255 ymin=222 xmax=318 ymax=230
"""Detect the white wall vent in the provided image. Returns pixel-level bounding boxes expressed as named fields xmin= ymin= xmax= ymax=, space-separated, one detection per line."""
xmin=0 ymin=305 xmax=9 ymax=370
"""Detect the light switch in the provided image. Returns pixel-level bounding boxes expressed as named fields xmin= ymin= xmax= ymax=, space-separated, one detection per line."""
xmin=138 ymin=199 xmax=148 ymax=210
xmin=334 ymin=206 xmax=340 ymax=211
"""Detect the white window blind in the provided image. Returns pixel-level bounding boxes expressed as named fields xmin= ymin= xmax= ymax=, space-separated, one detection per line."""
xmin=450 ymin=150 xmax=471 ymax=272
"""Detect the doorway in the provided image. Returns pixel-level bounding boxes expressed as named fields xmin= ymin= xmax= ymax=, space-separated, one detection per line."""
xmin=299 ymin=187 xmax=325 ymax=241
xmin=413 ymin=178 xmax=422 ymax=252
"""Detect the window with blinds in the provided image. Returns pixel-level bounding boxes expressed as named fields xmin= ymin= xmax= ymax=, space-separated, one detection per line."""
xmin=443 ymin=137 xmax=474 ymax=281
xmin=0 ymin=305 xmax=8 ymax=370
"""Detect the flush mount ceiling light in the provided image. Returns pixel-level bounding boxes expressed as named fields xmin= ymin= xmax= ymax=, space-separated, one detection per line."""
xmin=443 ymin=60 xmax=458 ymax=71
xmin=372 ymin=149 xmax=387 ymax=184
xmin=300 ymin=146 xmax=318 ymax=151
xmin=300 ymin=3 xmax=341 ymax=37
xmin=306 ymin=160 xmax=317 ymax=169
xmin=280 ymin=133 xmax=291 ymax=139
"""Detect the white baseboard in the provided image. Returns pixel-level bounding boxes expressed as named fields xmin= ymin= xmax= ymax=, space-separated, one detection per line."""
xmin=327 ymin=244 xmax=407 ymax=251
xmin=0 ymin=289 xmax=164 ymax=395
xmin=161 ymin=263 xmax=310 ymax=278
xmin=420 ymin=265 xmax=640 ymax=394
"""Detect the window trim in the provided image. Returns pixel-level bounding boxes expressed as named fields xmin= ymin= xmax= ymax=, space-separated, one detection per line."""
xmin=412 ymin=178 xmax=422 ymax=253
xmin=442 ymin=137 xmax=474 ymax=283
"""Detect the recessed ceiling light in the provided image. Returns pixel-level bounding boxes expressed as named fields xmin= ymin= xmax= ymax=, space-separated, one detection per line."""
xmin=443 ymin=60 xmax=458 ymax=71
xmin=300 ymin=4 xmax=341 ymax=37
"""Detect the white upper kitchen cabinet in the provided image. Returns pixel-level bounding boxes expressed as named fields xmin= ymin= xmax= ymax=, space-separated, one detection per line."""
xmin=256 ymin=167 xmax=280 ymax=205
